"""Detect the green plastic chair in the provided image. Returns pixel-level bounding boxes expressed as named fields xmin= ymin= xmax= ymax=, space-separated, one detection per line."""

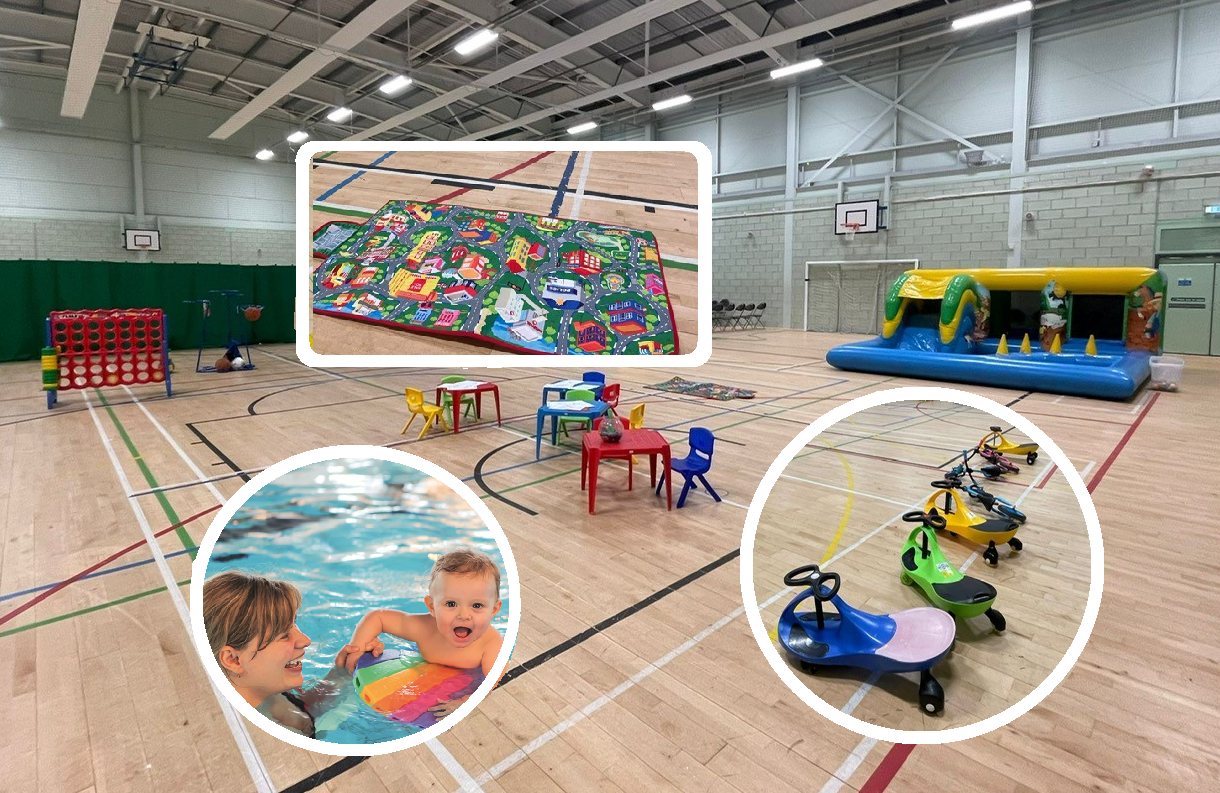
xmin=440 ymin=375 xmax=479 ymax=420
xmin=558 ymin=388 xmax=596 ymax=439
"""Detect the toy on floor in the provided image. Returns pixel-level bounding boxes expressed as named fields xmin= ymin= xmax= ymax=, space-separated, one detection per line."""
xmin=925 ymin=479 xmax=1022 ymax=566
xmin=352 ymin=647 xmax=484 ymax=731
xmin=184 ymin=289 xmax=258 ymax=373
xmin=975 ymin=445 xmax=1020 ymax=476
xmin=899 ymin=511 xmax=1005 ymax=631
xmin=777 ymin=563 xmax=955 ymax=714
xmin=944 ymin=452 xmax=1026 ymax=524
xmin=980 ymin=425 xmax=1038 ymax=465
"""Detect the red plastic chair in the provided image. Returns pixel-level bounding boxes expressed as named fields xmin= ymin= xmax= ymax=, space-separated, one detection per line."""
xmin=601 ymin=383 xmax=620 ymax=408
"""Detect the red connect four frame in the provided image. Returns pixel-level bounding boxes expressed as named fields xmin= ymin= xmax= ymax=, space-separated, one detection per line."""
xmin=45 ymin=309 xmax=172 ymax=409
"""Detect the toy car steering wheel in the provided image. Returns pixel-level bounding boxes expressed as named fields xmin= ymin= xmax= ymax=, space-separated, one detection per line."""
xmin=902 ymin=510 xmax=947 ymax=530
xmin=783 ymin=564 xmax=841 ymax=600
xmin=931 ymin=479 xmax=957 ymax=489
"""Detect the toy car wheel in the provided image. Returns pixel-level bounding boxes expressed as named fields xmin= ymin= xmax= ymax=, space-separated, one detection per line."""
xmin=900 ymin=571 xmax=913 ymax=586
xmin=1008 ymin=537 xmax=1023 ymax=551
xmin=799 ymin=661 xmax=818 ymax=675
xmin=984 ymin=547 xmax=999 ymax=566
xmin=919 ymin=672 xmax=944 ymax=715
xmin=1026 ymin=452 xmax=1038 ymax=465
xmin=985 ymin=608 xmax=1006 ymax=632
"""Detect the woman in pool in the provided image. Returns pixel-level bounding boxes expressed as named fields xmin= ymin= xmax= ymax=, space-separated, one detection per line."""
xmin=203 ymin=570 xmax=343 ymax=738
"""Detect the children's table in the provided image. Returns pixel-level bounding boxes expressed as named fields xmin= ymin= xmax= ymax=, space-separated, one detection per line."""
xmin=535 ymin=400 xmax=609 ymax=458
xmin=435 ymin=380 xmax=501 ymax=434
xmin=581 ymin=429 xmax=672 ymax=514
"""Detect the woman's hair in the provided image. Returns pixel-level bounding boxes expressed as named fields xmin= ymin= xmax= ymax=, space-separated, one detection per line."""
xmin=428 ymin=548 xmax=501 ymax=597
xmin=202 ymin=571 xmax=301 ymax=678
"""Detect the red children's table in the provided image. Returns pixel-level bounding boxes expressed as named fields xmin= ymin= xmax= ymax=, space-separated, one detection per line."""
xmin=435 ymin=381 xmax=501 ymax=434
xmin=581 ymin=429 xmax=672 ymax=514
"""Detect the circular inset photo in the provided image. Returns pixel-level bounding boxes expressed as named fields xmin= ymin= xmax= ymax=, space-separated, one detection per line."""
xmin=741 ymin=387 xmax=1101 ymax=743
xmin=189 ymin=446 xmax=519 ymax=754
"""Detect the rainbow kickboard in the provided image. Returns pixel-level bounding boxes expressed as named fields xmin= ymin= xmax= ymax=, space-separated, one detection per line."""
xmin=352 ymin=647 xmax=484 ymax=730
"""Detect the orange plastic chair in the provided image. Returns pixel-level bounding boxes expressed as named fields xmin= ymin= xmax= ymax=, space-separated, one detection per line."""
xmin=401 ymin=387 xmax=450 ymax=440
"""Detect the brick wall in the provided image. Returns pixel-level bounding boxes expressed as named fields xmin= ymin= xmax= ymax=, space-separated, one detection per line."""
xmin=714 ymin=151 xmax=1220 ymax=329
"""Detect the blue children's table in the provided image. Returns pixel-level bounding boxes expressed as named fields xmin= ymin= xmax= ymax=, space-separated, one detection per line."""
xmin=535 ymin=400 xmax=610 ymax=458
xmin=541 ymin=379 xmax=606 ymax=402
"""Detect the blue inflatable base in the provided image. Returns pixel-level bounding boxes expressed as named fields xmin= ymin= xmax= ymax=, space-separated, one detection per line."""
xmin=826 ymin=336 xmax=1151 ymax=400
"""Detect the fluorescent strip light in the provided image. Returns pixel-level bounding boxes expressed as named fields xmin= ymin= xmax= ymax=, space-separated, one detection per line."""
xmin=255 ymin=149 xmax=274 ymax=161
xmin=952 ymin=1 xmax=1033 ymax=30
xmin=454 ymin=29 xmax=498 ymax=56
xmin=652 ymin=94 xmax=692 ymax=111
xmin=379 ymin=75 xmax=413 ymax=96
xmin=286 ymin=130 xmax=309 ymax=143
xmin=326 ymin=106 xmax=353 ymax=123
xmin=770 ymin=57 xmax=824 ymax=80
xmin=567 ymin=121 xmax=597 ymax=135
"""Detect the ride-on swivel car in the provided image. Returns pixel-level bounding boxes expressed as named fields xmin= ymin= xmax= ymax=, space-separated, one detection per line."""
xmin=980 ymin=425 xmax=1039 ymax=466
xmin=777 ymin=563 xmax=955 ymax=714
xmin=899 ymin=511 xmax=1006 ymax=631
xmin=925 ymin=480 xmax=1022 ymax=566
xmin=944 ymin=452 xmax=1027 ymax=523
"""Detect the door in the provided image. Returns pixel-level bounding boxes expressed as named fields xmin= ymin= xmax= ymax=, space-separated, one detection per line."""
xmin=1161 ymin=263 xmax=1215 ymax=355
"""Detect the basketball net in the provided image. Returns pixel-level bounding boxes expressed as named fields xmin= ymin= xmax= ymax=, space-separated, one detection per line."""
xmin=841 ymin=222 xmax=860 ymax=241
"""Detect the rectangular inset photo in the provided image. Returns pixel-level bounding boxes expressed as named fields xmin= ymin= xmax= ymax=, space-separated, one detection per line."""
xmin=297 ymin=142 xmax=710 ymax=366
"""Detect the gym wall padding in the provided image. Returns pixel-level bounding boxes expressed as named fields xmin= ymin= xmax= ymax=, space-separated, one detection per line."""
xmin=3 ymin=260 xmax=294 ymax=362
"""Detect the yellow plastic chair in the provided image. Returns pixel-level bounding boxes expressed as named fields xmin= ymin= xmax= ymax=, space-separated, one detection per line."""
xmin=558 ymin=388 xmax=597 ymax=439
xmin=401 ymin=387 xmax=450 ymax=440
xmin=627 ymin=403 xmax=646 ymax=463
xmin=440 ymin=375 xmax=479 ymax=421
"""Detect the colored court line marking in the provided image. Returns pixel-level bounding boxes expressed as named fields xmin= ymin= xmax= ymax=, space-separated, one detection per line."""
xmin=317 ymin=151 xmax=395 ymax=202
xmin=1087 ymin=390 xmax=1158 ymax=493
xmin=821 ymin=449 xmax=855 ymax=563
xmin=857 ymin=743 xmax=916 ymax=793
xmin=311 ymin=203 xmax=374 ymax=219
xmin=96 ymin=390 xmax=193 ymax=554
xmin=0 ymin=579 xmax=190 ymax=638
xmin=0 ymin=547 xmax=195 ymax=603
xmin=569 ymin=150 xmax=593 ymax=218
xmin=662 ymin=258 xmax=697 ymax=272
xmin=431 ymin=151 xmax=556 ymax=203
xmin=550 ymin=150 xmax=579 ymax=216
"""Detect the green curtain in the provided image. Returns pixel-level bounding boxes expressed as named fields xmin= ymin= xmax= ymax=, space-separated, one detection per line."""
xmin=2 ymin=261 xmax=295 ymax=362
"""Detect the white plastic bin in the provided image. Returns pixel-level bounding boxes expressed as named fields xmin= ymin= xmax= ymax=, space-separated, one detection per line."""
xmin=1149 ymin=355 xmax=1184 ymax=392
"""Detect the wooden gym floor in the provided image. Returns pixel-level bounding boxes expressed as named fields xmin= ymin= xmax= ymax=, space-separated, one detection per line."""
xmin=308 ymin=149 xmax=700 ymax=357
xmin=1 ymin=329 xmax=1217 ymax=793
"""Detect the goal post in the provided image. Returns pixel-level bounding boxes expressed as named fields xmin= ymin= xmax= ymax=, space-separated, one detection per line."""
xmin=803 ymin=259 xmax=920 ymax=334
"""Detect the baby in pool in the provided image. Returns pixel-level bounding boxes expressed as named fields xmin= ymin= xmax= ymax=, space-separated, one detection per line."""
xmin=335 ymin=548 xmax=504 ymax=718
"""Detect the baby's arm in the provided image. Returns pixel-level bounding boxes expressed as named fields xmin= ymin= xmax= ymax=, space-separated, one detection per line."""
xmin=481 ymin=629 xmax=505 ymax=678
xmin=336 ymin=609 xmax=428 ymax=672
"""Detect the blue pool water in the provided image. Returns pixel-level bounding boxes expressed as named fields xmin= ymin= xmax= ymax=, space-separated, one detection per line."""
xmin=205 ymin=457 xmax=510 ymax=744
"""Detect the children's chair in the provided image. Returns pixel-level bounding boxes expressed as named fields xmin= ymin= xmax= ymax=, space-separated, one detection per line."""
xmin=656 ymin=427 xmax=722 ymax=509
xmin=582 ymin=371 xmax=606 ymax=385
xmin=601 ymin=383 xmax=621 ymax=409
xmin=627 ymin=403 xmax=646 ymax=464
xmin=558 ymin=388 xmax=597 ymax=439
xmin=440 ymin=375 xmax=479 ymax=420
xmin=401 ymin=387 xmax=450 ymax=440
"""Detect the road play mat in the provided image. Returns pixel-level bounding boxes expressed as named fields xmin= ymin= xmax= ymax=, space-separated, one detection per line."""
xmin=647 ymin=376 xmax=756 ymax=400
xmin=312 ymin=201 xmax=680 ymax=355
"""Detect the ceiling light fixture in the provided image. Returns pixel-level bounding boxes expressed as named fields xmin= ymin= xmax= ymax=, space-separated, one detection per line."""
xmin=379 ymin=75 xmax=413 ymax=96
xmin=255 ymin=149 xmax=274 ymax=161
xmin=326 ymin=106 xmax=353 ymax=123
xmin=454 ymin=29 xmax=498 ymax=56
xmin=770 ymin=58 xmax=824 ymax=80
xmin=567 ymin=121 xmax=597 ymax=135
xmin=286 ymin=130 xmax=309 ymax=143
xmin=652 ymin=94 xmax=692 ymax=111
xmin=952 ymin=1 xmax=1033 ymax=30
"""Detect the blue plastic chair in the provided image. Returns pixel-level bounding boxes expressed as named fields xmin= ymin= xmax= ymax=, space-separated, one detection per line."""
xmin=582 ymin=371 xmax=606 ymax=386
xmin=656 ymin=427 xmax=722 ymax=508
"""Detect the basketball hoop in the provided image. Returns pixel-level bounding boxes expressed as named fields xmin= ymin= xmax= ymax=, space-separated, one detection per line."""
xmin=840 ymin=222 xmax=861 ymax=241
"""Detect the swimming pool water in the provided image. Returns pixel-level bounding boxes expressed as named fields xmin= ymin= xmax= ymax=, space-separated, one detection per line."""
xmin=205 ymin=457 xmax=510 ymax=744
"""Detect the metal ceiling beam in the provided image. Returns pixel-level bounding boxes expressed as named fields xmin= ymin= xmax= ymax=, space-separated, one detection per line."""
xmin=61 ymin=0 xmax=123 ymax=117
xmin=699 ymin=0 xmax=786 ymax=65
xmin=209 ymin=0 xmax=419 ymax=140
xmin=462 ymin=0 xmax=925 ymax=140
xmin=348 ymin=0 xmax=702 ymax=141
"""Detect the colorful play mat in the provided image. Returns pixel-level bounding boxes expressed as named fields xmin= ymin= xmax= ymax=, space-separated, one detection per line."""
xmin=312 ymin=201 xmax=680 ymax=355
xmin=647 ymin=376 xmax=756 ymax=400
xmin=352 ymin=647 xmax=485 ymax=731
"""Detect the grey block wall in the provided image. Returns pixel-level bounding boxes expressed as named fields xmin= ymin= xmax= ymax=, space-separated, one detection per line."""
xmin=714 ymin=151 xmax=1220 ymax=330
xmin=0 ymin=219 xmax=293 ymax=264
